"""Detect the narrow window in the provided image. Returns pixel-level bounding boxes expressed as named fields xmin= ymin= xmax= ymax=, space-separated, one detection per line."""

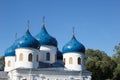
xmin=8 ymin=61 xmax=11 ymax=67
xmin=15 ymin=56 xmax=16 ymax=62
xmin=63 ymin=58 xmax=66 ymax=65
xmin=28 ymin=53 xmax=32 ymax=62
xmin=55 ymin=54 xmax=57 ymax=61
xmin=69 ymin=57 xmax=73 ymax=64
xmin=36 ymin=54 xmax=38 ymax=62
xmin=19 ymin=53 xmax=23 ymax=61
xmin=46 ymin=52 xmax=50 ymax=61
xmin=78 ymin=57 xmax=81 ymax=65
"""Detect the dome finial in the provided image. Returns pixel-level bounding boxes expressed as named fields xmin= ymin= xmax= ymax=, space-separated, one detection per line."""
xmin=73 ymin=26 xmax=75 ymax=35
xmin=42 ymin=16 xmax=46 ymax=25
xmin=27 ymin=20 xmax=30 ymax=30
xmin=15 ymin=33 xmax=17 ymax=41
xmin=42 ymin=16 xmax=46 ymax=28
xmin=26 ymin=20 xmax=30 ymax=34
xmin=72 ymin=26 xmax=75 ymax=39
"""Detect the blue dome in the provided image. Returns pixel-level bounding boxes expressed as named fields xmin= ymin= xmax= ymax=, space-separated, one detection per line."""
xmin=62 ymin=35 xmax=85 ymax=53
xmin=5 ymin=29 xmax=40 ymax=56
xmin=35 ymin=24 xmax=57 ymax=47
xmin=4 ymin=43 xmax=17 ymax=56
xmin=15 ymin=29 xmax=40 ymax=49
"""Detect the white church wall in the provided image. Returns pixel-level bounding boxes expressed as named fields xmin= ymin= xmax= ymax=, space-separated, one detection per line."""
xmin=7 ymin=69 xmax=92 ymax=80
xmin=40 ymin=45 xmax=57 ymax=63
xmin=10 ymin=72 xmax=84 ymax=80
xmin=4 ymin=56 xmax=15 ymax=72
xmin=15 ymin=48 xmax=39 ymax=69
xmin=63 ymin=52 xmax=85 ymax=71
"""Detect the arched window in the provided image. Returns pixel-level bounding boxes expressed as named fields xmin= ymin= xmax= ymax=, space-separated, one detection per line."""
xmin=8 ymin=61 xmax=11 ymax=67
xmin=19 ymin=53 xmax=23 ymax=61
xmin=63 ymin=58 xmax=66 ymax=65
xmin=78 ymin=57 xmax=81 ymax=65
xmin=36 ymin=54 xmax=38 ymax=62
xmin=28 ymin=53 xmax=32 ymax=62
xmin=69 ymin=57 xmax=73 ymax=64
xmin=46 ymin=52 xmax=50 ymax=61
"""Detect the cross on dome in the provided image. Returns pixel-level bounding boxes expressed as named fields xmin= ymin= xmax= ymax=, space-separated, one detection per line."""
xmin=26 ymin=20 xmax=30 ymax=34
xmin=42 ymin=16 xmax=45 ymax=24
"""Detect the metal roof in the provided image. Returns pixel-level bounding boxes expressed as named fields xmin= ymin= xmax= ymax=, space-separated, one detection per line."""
xmin=62 ymin=35 xmax=85 ymax=53
xmin=35 ymin=24 xmax=57 ymax=47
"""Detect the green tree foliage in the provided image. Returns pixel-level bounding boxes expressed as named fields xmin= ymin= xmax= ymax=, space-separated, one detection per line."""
xmin=113 ymin=43 xmax=120 ymax=64
xmin=112 ymin=43 xmax=120 ymax=80
xmin=0 ymin=56 xmax=5 ymax=71
xmin=85 ymin=49 xmax=117 ymax=80
xmin=112 ymin=64 xmax=120 ymax=80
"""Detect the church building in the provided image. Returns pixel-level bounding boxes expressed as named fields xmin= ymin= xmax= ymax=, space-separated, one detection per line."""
xmin=4 ymin=20 xmax=92 ymax=80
